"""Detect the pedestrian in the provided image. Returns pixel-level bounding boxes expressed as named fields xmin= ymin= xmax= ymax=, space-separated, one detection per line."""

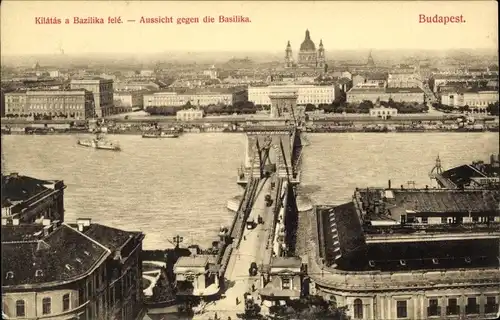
xmin=244 ymin=235 xmax=246 ymax=240
xmin=215 ymin=312 xmax=218 ymax=320
xmin=252 ymin=283 xmax=255 ymax=292
xmin=236 ymin=297 xmax=239 ymax=305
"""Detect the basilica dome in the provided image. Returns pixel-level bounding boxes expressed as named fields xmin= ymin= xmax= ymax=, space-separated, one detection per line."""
xmin=300 ymin=30 xmax=316 ymax=51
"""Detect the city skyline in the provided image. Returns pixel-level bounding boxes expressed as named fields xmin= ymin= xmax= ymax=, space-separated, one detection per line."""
xmin=1 ymin=1 xmax=498 ymax=56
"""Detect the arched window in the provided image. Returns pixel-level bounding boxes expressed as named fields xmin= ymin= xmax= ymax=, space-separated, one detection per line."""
xmin=329 ymin=295 xmax=337 ymax=308
xmin=63 ymin=293 xmax=70 ymax=311
xmin=16 ymin=300 xmax=25 ymax=317
xmin=42 ymin=297 xmax=51 ymax=315
xmin=354 ymin=298 xmax=363 ymax=319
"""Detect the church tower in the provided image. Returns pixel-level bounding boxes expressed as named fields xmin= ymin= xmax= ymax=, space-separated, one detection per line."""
xmin=367 ymin=50 xmax=376 ymax=68
xmin=317 ymin=39 xmax=325 ymax=69
xmin=285 ymin=41 xmax=293 ymax=68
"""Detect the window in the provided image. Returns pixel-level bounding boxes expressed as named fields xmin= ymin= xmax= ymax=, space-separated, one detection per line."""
xmin=427 ymin=298 xmax=440 ymax=316
xmin=353 ymin=299 xmax=363 ymax=319
xmin=397 ymin=300 xmax=407 ymax=318
xmin=421 ymin=217 xmax=428 ymax=224
xmin=63 ymin=293 xmax=70 ymax=311
xmin=78 ymin=286 xmax=85 ymax=306
xmin=42 ymin=297 xmax=51 ymax=314
xmin=447 ymin=298 xmax=459 ymax=315
xmin=281 ymin=278 xmax=291 ymax=290
xmin=485 ymin=297 xmax=498 ymax=313
xmin=16 ymin=300 xmax=25 ymax=317
xmin=466 ymin=297 xmax=479 ymax=314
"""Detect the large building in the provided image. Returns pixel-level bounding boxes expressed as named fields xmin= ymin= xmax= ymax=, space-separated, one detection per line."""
xmin=347 ymin=82 xmax=425 ymax=104
xmin=70 ymin=78 xmax=114 ymax=118
xmin=113 ymin=91 xmax=144 ymax=109
xmin=2 ymin=173 xmax=66 ymax=225
xmin=248 ymin=85 xmax=339 ymax=106
xmin=143 ymin=90 xmax=235 ymax=108
xmin=387 ymin=71 xmax=421 ymax=88
xmin=305 ymin=187 xmax=500 ymax=320
xmin=4 ymin=90 xmax=95 ymax=119
xmin=2 ymin=219 xmax=145 ymax=320
xmin=440 ymin=89 xmax=499 ymax=110
xmin=284 ymin=29 xmax=326 ymax=72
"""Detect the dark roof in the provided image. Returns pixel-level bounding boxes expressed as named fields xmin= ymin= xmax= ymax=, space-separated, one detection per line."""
xmin=385 ymin=87 xmax=423 ymax=93
xmin=389 ymin=189 xmax=500 ymax=213
xmin=319 ymin=203 xmax=365 ymax=266
xmin=1 ymin=225 xmax=45 ymax=242
xmin=1 ymin=224 xmax=109 ymax=287
xmin=81 ymin=223 xmax=139 ymax=252
xmin=1 ymin=174 xmax=51 ymax=207
xmin=348 ymin=239 xmax=500 ymax=272
xmin=441 ymin=165 xmax=486 ymax=188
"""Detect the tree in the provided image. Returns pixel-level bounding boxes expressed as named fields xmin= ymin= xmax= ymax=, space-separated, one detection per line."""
xmin=486 ymin=102 xmax=499 ymax=116
xmin=268 ymin=295 xmax=348 ymax=320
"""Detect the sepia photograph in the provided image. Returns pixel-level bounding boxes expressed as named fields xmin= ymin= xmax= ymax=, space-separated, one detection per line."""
xmin=1 ymin=1 xmax=499 ymax=319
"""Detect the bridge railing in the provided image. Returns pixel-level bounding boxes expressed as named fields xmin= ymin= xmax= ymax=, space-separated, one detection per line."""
xmin=234 ymin=178 xmax=260 ymax=249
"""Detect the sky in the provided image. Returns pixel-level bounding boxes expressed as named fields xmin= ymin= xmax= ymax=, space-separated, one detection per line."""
xmin=1 ymin=1 xmax=498 ymax=56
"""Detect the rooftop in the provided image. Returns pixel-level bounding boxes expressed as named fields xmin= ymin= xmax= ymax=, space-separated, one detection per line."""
xmin=358 ymin=188 xmax=500 ymax=224
xmin=1 ymin=173 xmax=53 ymax=208
xmin=270 ymin=256 xmax=302 ymax=269
xmin=317 ymin=204 xmax=500 ymax=272
xmin=2 ymin=221 xmax=143 ymax=288
xmin=2 ymin=223 xmax=109 ymax=287
xmin=175 ymin=255 xmax=210 ymax=268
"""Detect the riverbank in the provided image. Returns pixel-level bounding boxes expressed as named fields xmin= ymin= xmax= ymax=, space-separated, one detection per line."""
xmin=2 ymin=126 xmax=498 ymax=135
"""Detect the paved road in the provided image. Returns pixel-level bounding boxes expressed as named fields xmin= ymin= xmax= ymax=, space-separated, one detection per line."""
xmin=198 ymin=179 xmax=273 ymax=319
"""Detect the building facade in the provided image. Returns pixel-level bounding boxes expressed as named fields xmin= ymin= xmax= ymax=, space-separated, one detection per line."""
xmin=176 ymin=108 xmax=204 ymax=121
xmin=440 ymin=90 xmax=499 ymax=109
xmin=347 ymin=86 xmax=425 ymax=104
xmin=387 ymin=71 xmax=421 ymax=88
xmin=4 ymin=90 xmax=95 ymax=119
xmin=248 ymin=85 xmax=339 ymax=106
xmin=1 ymin=219 xmax=145 ymax=320
xmin=70 ymin=78 xmax=114 ymax=118
xmin=143 ymin=91 xmax=233 ymax=108
xmin=2 ymin=173 xmax=66 ymax=225
xmin=369 ymin=106 xmax=398 ymax=118
xmin=113 ymin=91 xmax=144 ymax=109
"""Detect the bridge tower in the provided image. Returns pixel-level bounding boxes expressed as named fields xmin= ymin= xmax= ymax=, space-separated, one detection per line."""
xmin=269 ymin=90 xmax=300 ymax=122
xmin=244 ymin=128 xmax=295 ymax=180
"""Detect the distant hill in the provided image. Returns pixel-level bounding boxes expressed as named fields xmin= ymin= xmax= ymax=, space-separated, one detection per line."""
xmin=1 ymin=48 xmax=497 ymax=68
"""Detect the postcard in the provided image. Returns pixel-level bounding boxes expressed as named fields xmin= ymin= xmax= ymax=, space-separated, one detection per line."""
xmin=1 ymin=1 xmax=499 ymax=320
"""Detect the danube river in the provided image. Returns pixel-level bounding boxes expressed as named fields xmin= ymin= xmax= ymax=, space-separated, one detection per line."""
xmin=2 ymin=132 xmax=498 ymax=250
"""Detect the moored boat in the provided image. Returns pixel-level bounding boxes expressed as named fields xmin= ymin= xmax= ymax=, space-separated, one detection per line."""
xmin=77 ymin=134 xmax=121 ymax=151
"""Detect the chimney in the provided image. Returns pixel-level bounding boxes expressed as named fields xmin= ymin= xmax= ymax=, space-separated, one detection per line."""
xmin=388 ymin=180 xmax=392 ymax=189
xmin=12 ymin=218 xmax=20 ymax=226
xmin=188 ymin=246 xmax=198 ymax=256
xmin=43 ymin=224 xmax=53 ymax=237
xmin=76 ymin=218 xmax=92 ymax=232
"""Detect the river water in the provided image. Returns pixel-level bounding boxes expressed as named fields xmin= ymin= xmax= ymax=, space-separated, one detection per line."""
xmin=2 ymin=132 xmax=498 ymax=250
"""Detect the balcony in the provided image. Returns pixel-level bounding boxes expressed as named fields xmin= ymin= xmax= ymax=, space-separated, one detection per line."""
xmin=427 ymin=306 xmax=441 ymax=317
xmin=446 ymin=306 xmax=460 ymax=316
xmin=485 ymin=303 xmax=499 ymax=314
xmin=465 ymin=305 xmax=480 ymax=315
